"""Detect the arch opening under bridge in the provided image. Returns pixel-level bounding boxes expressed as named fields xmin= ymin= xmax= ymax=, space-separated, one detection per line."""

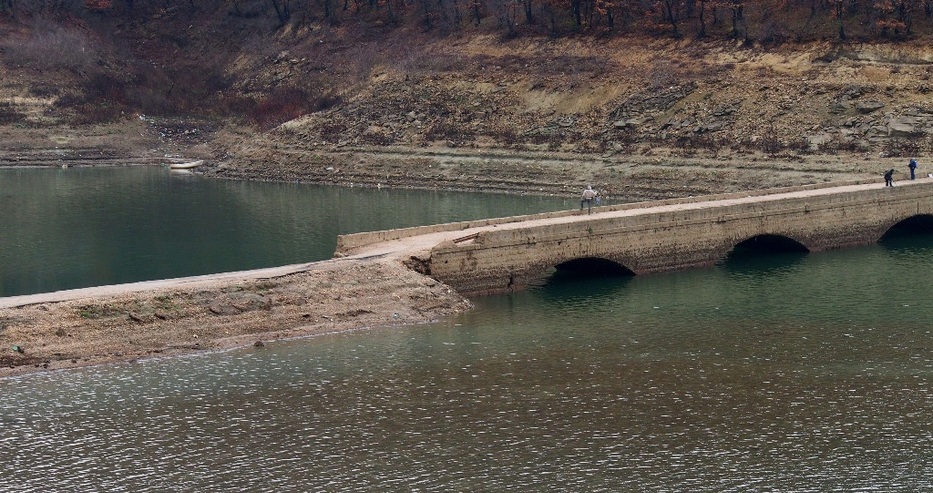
xmin=719 ymin=234 xmax=810 ymax=271
xmin=880 ymin=214 xmax=933 ymax=241
xmin=544 ymin=257 xmax=635 ymax=284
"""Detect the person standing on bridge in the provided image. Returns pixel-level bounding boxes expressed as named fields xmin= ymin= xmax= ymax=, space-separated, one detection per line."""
xmin=909 ymin=159 xmax=918 ymax=180
xmin=884 ymin=168 xmax=895 ymax=187
xmin=581 ymin=185 xmax=598 ymax=214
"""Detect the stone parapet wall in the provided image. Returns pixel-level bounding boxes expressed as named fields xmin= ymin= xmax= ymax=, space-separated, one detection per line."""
xmin=335 ymin=179 xmax=870 ymax=256
xmin=427 ymin=181 xmax=933 ymax=295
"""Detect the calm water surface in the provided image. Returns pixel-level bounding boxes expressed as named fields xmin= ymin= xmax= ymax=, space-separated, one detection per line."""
xmin=2 ymin=234 xmax=932 ymax=491
xmin=0 ymin=168 xmax=933 ymax=492
xmin=0 ymin=166 xmax=572 ymax=296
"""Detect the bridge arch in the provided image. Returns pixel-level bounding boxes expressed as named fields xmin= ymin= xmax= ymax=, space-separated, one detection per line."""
xmin=553 ymin=257 xmax=635 ymax=277
xmin=879 ymin=214 xmax=933 ymax=240
xmin=418 ymin=181 xmax=933 ymax=294
xmin=719 ymin=234 xmax=810 ymax=265
xmin=730 ymin=234 xmax=810 ymax=253
xmin=526 ymin=257 xmax=635 ymax=287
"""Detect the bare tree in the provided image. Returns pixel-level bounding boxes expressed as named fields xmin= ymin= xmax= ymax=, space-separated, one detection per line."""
xmin=659 ymin=0 xmax=685 ymax=36
xmin=728 ymin=0 xmax=745 ymax=39
xmin=829 ymin=0 xmax=845 ymax=39
xmin=271 ymin=0 xmax=290 ymax=24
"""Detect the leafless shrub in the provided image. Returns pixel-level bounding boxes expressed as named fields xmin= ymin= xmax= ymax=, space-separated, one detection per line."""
xmin=612 ymin=126 xmax=639 ymax=145
xmin=575 ymin=139 xmax=602 ymax=153
xmin=360 ymin=129 xmax=395 ymax=145
xmin=247 ymin=87 xmax=339 ymax=129
xmin=319 ymin=122 xmax=347 ymax=143
xmin=700 ymin=135 xmax=725 ymax=152
xmin=817 ymin=136 xmax=865 ymax=154
xmin=882 ymin=138 xmax=923 ymax=158
xmin=424 ymin=121 xmax=475 ymax=142
xmin=1 ymin=22 xmax=98 ymax=72
xmin=0 ymin=102 xmax=23 ymax=124
xmin=54 ymin=90 xmax=124 ymax=124
xmin=786 ymin=136 xmax=812 ymax=154
xmin=126 ymin=85 xmax=175 ymax=115
xmin=82 ymin=73 xmax=128 ymax=103
xmin=74 ymin=103 xmax=124 ymax=124
xmin=49 ymin=72 xmax=129 ymax=124
xmin=214 ymin=95 xmax=258 ymax=122
xmin=227 ymin=0 xmax=267 ymax=18
xmin=29 ymin=85 xmax=59 ymax=98
xmin=492 ymin=125 xmax=519 ymax=147
xmin=754 ymin=133 xmax=785 ymax=155
xmin=758 ymin=18 xmax=790 ymax=45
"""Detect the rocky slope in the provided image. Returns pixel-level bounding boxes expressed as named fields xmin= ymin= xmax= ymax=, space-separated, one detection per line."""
xmin=199 ymin=36 xmax=933 ymax=199
xmin=3 ymin=16 xmax=933 ymax=197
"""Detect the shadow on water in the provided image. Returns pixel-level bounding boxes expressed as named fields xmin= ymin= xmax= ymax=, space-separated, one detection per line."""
xmin=879 ymin=215 xmax=933 ymax=257
xmin=531 ymin=258 xmax=635 ymax=304
xmin=718 ymin=234 xmax=809 ymax=278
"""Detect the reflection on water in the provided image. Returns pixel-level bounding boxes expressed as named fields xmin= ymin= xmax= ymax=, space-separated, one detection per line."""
xmin=2 ymin=236 xmax=933 ymax=491
xmin=720 ymin=249 xmax=809 ymax=279
xmin=0 ymin=167 xmax=571 ymax=296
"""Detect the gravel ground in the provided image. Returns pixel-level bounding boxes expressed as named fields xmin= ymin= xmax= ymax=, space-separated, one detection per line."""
xmin=0 ymin=258 xmax=471 ymax=378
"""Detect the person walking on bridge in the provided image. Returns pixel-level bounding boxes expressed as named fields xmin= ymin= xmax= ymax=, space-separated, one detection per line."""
xmin=909 ymin=159 xmax=918 ymax=180
xmin=884 ymin=168 xmax=895 ymax=187
xmin=581 ymin=185 xmax=598 ymax=214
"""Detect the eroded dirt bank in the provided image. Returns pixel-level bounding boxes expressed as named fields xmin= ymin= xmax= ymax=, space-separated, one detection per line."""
xmin=0 ymin=258 xmax=471 ymax=378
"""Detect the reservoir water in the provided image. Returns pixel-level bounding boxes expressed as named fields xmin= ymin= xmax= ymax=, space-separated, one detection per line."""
xmin=1 ymin=168 xmax=932 ymax=491
xmin=0 ymin=166 xmax=572 ymax=297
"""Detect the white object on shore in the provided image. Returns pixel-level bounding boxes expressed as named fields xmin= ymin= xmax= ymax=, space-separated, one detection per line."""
xmin=170 ymin=160 xmax=204 ymax=170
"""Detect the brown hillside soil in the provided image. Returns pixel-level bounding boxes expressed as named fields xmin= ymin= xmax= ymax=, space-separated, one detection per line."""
xmin=3 ymin=33 xmax=932 ymax=194
xmin=201 ymin=35 xmax=933 ymax=197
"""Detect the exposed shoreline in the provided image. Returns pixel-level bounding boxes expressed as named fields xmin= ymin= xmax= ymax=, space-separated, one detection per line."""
xmin=0 ymin=256 xmax=472 ymax=378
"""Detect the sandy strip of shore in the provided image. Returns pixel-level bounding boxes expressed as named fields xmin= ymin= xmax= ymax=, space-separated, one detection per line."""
xmin=0 ymin=257 xmax=472 ymax=378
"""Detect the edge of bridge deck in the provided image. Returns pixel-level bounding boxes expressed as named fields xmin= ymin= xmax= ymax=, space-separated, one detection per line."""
xmin=0 ymin=258 xmax=363 ymax=310
xmin=336 ymin=178 xmax=881 ymax=255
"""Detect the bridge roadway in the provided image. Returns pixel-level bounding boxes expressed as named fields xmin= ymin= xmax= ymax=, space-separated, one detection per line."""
xmin=337 ymin=178 xmax=933 ymax=294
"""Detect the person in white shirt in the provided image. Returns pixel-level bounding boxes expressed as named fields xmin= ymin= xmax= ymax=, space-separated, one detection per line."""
xmin=580 ymin=185 xmax=598 ymax=213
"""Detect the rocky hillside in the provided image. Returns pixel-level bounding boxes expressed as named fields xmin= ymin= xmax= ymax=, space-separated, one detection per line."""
xmin=2 ymin=9 xmax=933 ymax=199
xmin=270 ymin=37 xmax=933 ymax=156
xmin=204 ymin=35 xmax=933 ymax=198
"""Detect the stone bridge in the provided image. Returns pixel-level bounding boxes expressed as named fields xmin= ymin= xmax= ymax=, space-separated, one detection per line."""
xmin=336 ymin=179 xmax=933 ymax=295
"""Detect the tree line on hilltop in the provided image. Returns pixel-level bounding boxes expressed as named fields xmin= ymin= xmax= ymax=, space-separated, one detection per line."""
xmin=2 ymin=0 xmax=933 ymax=42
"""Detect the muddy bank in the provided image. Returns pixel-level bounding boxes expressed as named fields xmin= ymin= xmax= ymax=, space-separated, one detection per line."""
xmin=202 ymin=133 xmax=897 ymax=202
xmin=0 ymin=258 xmax=471 ymax=378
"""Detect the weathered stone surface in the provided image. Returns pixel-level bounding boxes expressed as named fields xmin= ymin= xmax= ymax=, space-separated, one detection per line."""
xmin=856 ymin=101 xmax=885 ymax=114
xmin=425 ymin=182 xmax=933 ymax=294
xmin=888 ymin=117 xmax=925 ymax=137
xmin=806 ymin=133 xmax=832 ymax=149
